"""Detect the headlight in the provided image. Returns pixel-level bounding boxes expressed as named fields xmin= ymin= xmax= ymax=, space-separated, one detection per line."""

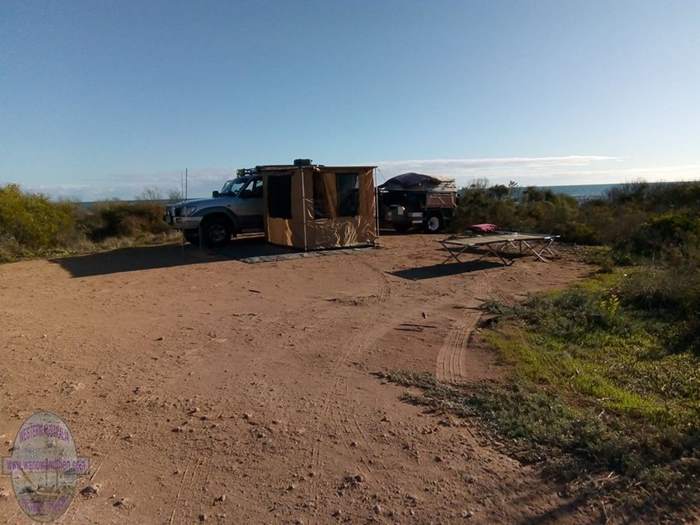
xmin=182 ymin=206 xmax=199 ymax=216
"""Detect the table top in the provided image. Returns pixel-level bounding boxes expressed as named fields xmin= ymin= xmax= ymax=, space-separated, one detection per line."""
xmin=441 ymin=233 xmax=558 ymax=247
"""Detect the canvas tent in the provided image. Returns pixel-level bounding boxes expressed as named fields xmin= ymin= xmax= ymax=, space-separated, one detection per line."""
xmin=260 ymin=162 xmax=378 ymax=250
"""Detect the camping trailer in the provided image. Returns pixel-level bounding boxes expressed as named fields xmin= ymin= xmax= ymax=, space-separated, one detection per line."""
xmin=258 ymin=160 xmax=378 ymax=250
xmin=378 ymin=172 xmax=457 ymax=233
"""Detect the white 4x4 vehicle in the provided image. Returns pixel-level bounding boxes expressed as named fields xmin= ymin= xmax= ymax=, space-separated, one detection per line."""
xmin=164 ymin=175 xmax=264 ymax=246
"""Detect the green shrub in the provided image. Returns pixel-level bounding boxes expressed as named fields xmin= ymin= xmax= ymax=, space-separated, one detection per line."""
xmin=454 ymin=181 xmax=700 ymax=252
xmin=618 ymin=267 xmax=692 ymax=312
xmin=627 ymin=212 xmax=700 ymax=260
xmin=79 ymin=201 xmax=169 ymax=242
xmin=513 ymin=286 xmax=631 ymax=343
xmin=581 ymin=246 xmax=616 ymax=272
xmin=0 ymin=184 xmax=174 ymax=262
xmin=617 ymin=265 xmax=700 ymax=355
xmin=0 ymin=184 xmax=76 ymax=253
xmin=454 ymin=184 xmax=600 ymax=243
xmin=608 ymin=180 xmax=700 ymax=212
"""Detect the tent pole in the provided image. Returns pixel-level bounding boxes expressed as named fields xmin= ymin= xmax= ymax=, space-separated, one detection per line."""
xmin=300 ymin=167 xmax=308 ymax=251
xmin=373 ymin=168 xmax=380 ymax=246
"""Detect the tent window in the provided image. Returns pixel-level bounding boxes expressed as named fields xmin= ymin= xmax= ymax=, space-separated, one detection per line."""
xmin=267 ymin=175 xmax=292 ymax=218
xmin=313 ymin=172 xmax=331 ymax=219
xmin=336 ymin=173 xmax=359 ymax=217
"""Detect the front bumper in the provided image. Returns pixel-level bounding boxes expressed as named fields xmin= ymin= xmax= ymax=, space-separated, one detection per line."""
xmin=164 ymin=215 xmax=202 ymax=230
xmin=385 ymin=207 xmax=424 ymax=225
xmin=408 ymin=211 xmax=424 ymax=224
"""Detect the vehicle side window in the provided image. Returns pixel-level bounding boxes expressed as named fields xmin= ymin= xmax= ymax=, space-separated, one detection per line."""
xmin=241 ymin=178 xmax=263 ymax=198
xmin=251 ymin=179 xmax=263 ymax=198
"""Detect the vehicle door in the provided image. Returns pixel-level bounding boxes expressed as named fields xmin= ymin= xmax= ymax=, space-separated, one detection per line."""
xmin=236 ymin=177 xmax=264 ymax=231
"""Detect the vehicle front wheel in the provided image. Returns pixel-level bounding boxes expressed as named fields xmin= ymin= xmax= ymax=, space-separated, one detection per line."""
xmin=183 ymin=230 xmax=199 ymax=245
xmin=201 ymin=218 xmax=231 ymax=247
xmin=425 ymin=214 xmax=443 ymax=233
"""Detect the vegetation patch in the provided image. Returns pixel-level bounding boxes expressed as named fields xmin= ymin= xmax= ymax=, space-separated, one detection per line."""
xmin=381 ymin=269 xmax=700 ymax=522
xmin=453 ymin=180 xmax=700 ymax=256
xmin=0 ymin=184 xmax=178 ymax=262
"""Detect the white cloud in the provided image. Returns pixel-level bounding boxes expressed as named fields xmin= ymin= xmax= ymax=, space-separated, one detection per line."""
xmin=377 ymin=155 xmax=619 ymax=170
xmin=7 ymin=156 xmax=700 ymax=200
xmin=375 ymin=156 xmax=700 ymax=187
xmin=16 ymin=168 xmax=237 ymax=201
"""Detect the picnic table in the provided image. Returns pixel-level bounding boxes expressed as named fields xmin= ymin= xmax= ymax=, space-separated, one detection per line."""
xmin=438 ymin=232 xmax=560 ymax=266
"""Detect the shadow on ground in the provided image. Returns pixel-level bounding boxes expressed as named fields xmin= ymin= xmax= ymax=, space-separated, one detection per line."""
xmin=391 ymin=260 xmax=504 ymax=280
xmin=51 ymin=236 xmax=297 ymax=278
xmin=378 ymin=229 xmax=443 ymax=237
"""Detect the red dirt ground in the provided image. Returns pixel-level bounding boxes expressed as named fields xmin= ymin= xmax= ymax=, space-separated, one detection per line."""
xmin=0 ymin=234 xmax=594 ymax=524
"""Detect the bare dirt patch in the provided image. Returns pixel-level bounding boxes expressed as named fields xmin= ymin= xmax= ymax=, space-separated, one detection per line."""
xmin=0 ymin=234 xmax=591 ymax=524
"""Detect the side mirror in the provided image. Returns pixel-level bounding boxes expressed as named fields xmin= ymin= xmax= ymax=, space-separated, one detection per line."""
xmin=212 ymin=191 xmax=220 ymax=198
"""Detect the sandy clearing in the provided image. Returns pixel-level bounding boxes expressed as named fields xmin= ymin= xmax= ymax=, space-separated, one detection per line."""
xmin=0 ymin=234 xmax=593 ymax=524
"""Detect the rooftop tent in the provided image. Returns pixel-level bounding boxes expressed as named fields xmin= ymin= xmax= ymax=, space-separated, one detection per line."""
xmin=262 ymin=164 xmax=378 ymax=250
xmin=379 ymin=172 xmax=457 ymax=192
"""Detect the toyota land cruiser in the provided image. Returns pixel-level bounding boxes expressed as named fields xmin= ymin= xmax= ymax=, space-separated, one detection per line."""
xmin=164 ymin=174 xmax=264 ymax=246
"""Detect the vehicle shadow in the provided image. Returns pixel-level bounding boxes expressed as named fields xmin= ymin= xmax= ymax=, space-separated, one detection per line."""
xmin=390 ymin=260 xmax=504 ymax=280
xmin=51 ymin=235 xmax=298 ymax=278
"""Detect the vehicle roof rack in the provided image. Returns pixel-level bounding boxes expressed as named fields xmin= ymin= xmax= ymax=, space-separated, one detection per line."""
xmin=236 ymin=168 xmax=257 ymax=177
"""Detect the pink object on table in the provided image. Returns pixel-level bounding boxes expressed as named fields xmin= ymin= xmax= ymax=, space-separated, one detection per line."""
xmin=469 ymin=223 xmax=498 ymax=233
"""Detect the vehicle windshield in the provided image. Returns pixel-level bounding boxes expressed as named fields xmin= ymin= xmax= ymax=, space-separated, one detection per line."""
xmin=220 ymin=178 xmax=248 ymax=196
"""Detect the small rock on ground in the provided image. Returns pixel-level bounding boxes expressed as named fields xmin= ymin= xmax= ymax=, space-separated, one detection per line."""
xmin=80 ymin=484 xmax=101 ymax=497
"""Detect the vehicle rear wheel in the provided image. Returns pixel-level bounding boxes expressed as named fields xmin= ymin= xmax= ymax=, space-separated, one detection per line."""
xmin=201 ymin=217 xmax=231 ymax=247
xmin=425 ymin=214 xmax=443 ymax=233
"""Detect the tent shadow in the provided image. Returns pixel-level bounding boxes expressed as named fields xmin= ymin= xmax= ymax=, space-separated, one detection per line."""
xmin=51 ymin=235 xmax=298 ymax=278
xmin=390 ymin=260 xmax=503 ymax=280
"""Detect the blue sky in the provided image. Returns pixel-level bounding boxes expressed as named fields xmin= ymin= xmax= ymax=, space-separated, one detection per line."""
xmin=1 ymin=0 xmax=699 ymax=199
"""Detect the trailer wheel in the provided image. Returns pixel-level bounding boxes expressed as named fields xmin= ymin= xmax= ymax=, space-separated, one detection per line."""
xmin=425 ymin=214 xmax=443 ymax=233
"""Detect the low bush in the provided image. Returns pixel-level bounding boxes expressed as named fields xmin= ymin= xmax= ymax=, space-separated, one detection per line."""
xmin=0 ymin=184 xmax=174 ymax=261
xmin=453 ymin=180 xmax=700 ymax=253
xmin=624 ymin=212 xmax=700 ymax=261
xmin=616 ymin=264 xmax=700 ymax=355
xmin=0 ymin=184 xmax=76 ymax=251
xmin=79 ymin=201 xmax=170 ymax=242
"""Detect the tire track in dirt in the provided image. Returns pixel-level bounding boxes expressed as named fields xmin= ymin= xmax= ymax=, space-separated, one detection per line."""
xmin=309 ymin=288 xmax=391 ymax=502
xmin=436 ymin=273 xmax=493 ymax=383
xmin=309 ymin=258 xmax=495 ymax=510
xmin=308 ymin=258 xmax=396 ymax=506
xmin=168 ymin=457 xmax=194 ymax=525
xmin=436 ymin=312 xmax=481 ymax=383
xmin=171 ymin=454 xmax=212 ymax=525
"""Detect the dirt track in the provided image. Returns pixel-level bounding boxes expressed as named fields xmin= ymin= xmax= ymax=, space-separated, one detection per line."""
xmin=0 ymin=234 xmax=591 ymax=524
